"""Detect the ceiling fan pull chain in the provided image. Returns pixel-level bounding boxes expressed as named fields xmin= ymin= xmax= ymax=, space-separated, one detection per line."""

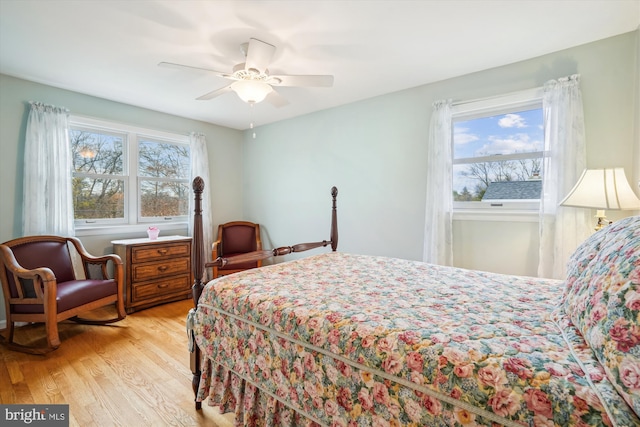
xmin=249 ymin=102 xmax=257 ymax=139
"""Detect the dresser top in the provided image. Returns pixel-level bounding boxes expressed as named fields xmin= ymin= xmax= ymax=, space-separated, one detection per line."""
xmin=111 ymin=235 xmax=191 ymax=245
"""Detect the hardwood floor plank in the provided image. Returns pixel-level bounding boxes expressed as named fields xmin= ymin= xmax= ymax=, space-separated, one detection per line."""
xmin=1 ymin=356 xmax=33 ymax=403
xmin=73 ymin=353 xmax=152 ymax=426
xmin=100 ymin=344 xmax=195 ymax=425
xmin=25 ymin=363 xmax=61 ymax=403
xmin=45 ymin=350 xmax=99 ymax=425
xmin=5 ymin=358 xmax=24 ymax=384
xmin=0 ymin=299 xmax=234 ymax=426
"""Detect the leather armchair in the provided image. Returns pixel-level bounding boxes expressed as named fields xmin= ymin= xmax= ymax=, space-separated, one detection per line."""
xmin=0 ymin=235 xmax=126 ymax=354
xmin=212 ymin=221 xmax=262 ymax=278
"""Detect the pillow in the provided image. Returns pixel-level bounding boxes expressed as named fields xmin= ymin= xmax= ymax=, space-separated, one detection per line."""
xmin=561 ymin=221 xmax=607 ymax=308
xmin=563 ymin=215 xmax=640 ymax=416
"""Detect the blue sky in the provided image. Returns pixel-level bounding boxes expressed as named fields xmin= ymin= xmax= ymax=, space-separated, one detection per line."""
xmin=454 ymin=108 xmax=543 ymax=159
xmin=452 ymin=108 xmax=543 ymax=195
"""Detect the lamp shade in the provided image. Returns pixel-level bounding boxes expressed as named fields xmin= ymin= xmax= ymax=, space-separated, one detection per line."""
xmin=231 ymin=80 xmax=272 ymax=104
xmin=560 ymin=168 xmax=640 ymax=210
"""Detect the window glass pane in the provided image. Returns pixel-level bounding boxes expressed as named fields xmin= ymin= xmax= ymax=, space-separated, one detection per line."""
xmin=70 ymin=117 xmax=190 ymax=227
xmin=454 ymin=108 xmax=543 ymax=160
xmin=138 ymin=140 xmax=190 ymax=179
xmin=71 ymin=129 xmax=124 ymax=175
xmin=140 ymin=180 xmax=189 ymax=217
xmin=453 ymin=158 xmax=542 ymax=202
xmin=72 ymin=177 xmax=125 ymax=219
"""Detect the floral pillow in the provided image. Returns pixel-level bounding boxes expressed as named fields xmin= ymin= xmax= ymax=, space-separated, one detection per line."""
xmin=562 ymin=221 xmax=607 ymax=307
xmin=563 ymin=215 xmax=640 ymax=416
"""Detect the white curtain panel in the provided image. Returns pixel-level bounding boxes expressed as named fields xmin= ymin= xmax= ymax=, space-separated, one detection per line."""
xmin=188 ymin=132 xmax=214 ymax=281
xmin=23 ymin=102 xmax=74 ymax=236
xmin=423 ymin=99 xmax=453 ymax=266
xmin=538 ymin=75 xmax=591 ymax=279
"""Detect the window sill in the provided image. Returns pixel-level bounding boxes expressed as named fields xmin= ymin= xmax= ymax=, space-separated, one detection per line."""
xmin=453 ymin=210 xmax=539 ymax=222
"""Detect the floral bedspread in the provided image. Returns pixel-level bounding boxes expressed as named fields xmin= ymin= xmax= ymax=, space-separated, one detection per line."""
xmin=192 ymin=252 xmax=638 ymax=427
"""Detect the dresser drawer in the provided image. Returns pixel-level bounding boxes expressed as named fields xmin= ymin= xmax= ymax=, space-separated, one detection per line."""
xmin=132 ymin=274 xmax=191 ymax=301
xmin=132 ymin=242 xmax=190 ymax=263
xmin=132 ymin=257 xmax=190 ymax=281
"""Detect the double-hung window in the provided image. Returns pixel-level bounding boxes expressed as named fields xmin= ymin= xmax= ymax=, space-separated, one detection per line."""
xmin=70 ymin=116 xmax=190 ymax=232
xmin=452 ymin=88 xmax=544 ymax=216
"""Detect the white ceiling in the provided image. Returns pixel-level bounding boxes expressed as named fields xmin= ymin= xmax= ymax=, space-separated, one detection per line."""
xmin=1 ymin=1 xmax=638 ymax=130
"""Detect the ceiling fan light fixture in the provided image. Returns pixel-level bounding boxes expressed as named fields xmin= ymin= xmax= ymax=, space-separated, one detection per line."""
xmin=231 ymin=79 xmax=272 ymax=104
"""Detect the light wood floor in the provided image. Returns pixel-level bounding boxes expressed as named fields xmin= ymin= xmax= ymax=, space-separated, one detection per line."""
xmin=0 ymin=299 xmax=235 ymax=427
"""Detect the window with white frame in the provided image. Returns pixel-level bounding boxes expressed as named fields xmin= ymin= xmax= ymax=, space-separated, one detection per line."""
xmin=70 ymin=116 xmax=190 ymax=229
xmin=452 ymin=88 xmax=544 ymax=212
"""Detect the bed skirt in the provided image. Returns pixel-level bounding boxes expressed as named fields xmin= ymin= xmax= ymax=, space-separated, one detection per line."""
xmin=197 ymin=357 xmax=322 ymax=427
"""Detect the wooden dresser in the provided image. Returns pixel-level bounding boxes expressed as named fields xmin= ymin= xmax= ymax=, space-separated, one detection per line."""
xmin=112 ymin=235 xmax=192 ymax=313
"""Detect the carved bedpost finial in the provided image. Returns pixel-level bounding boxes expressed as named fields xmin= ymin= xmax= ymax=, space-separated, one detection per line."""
xmin=193 ymin=176 xmax=205 ymax=194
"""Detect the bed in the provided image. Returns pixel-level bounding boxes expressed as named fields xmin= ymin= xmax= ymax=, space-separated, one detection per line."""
xmin=187 ymin=177 xmax=639 ymax=426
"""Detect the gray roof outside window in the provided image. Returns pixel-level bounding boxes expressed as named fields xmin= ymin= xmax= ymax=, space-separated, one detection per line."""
xmin=482 ymin=180 xmax=542 ymax=200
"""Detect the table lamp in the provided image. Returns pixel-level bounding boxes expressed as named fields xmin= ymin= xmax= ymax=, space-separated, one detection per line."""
xmin=560 ymin=167 xmax=640 ymax=231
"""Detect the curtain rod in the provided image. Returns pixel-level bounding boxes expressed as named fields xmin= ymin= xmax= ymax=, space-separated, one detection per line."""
xmin=451 ymin=86 xmax=543 ymax=107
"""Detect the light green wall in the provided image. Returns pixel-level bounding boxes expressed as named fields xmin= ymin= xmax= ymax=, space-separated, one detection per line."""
xmin=242 ymin=30 xmax=640 ymax=274
xmin=0 ymin=74 xmax=244 ymax=323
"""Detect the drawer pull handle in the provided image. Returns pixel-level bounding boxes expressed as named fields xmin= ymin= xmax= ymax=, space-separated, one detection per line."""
xmin=157 ymin=249 xmax=168 ymax=255
xmin=158 ymin=266 xmax=168 ymax=272
xmin=158 ymin=284 xmax=168 ymax=288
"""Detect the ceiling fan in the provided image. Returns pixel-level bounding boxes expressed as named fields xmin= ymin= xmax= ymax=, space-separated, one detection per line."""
xmin=159 ymin=38 xmax=334 ymax=107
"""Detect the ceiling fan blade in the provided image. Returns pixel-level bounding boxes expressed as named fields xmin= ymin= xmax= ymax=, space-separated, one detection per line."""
xmin=196 ymin=85 xmax=234 ymax=100
xmin=158 ymin=61 xmax=232 ymax=79
xmin=245 ymin=38 xmax=276 ymax=74
xmin=268 ymin=74 xmax=334 ymax=87
xmin=265 ymin=89 xmax=290 ymax=108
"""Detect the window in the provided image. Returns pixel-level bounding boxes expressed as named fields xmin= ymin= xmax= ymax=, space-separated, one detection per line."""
xmin=70 ymin=116 xmax=190 ymax=230
xmin=452 ymin=88 xmax=544 ymax=213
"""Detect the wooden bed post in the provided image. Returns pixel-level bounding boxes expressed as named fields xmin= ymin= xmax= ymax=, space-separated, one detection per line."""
xmin=331 ymin=186 xmax=338 ymax=252
xmin=190 ymin=176 xmax=204 ymax=410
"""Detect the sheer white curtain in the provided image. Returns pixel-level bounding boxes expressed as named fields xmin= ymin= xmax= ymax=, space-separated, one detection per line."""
xmin=538 ymin=75 xmax=591 ymax=279
xmin=188 ymin=132 xmax=214 ymax=281
xmin=23 ymin=102 xmax=74 ymax=236
xmin=423 ymin=99 xmax=453 ymax=266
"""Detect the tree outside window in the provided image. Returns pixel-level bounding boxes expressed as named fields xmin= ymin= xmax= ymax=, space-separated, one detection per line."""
xmin=138 ymin=139 xmax=190 ymax=218
xmin=70 ymin=118 xmax=190 ymax=227
xmin=71 ymin=129 xmax=125 ymax=220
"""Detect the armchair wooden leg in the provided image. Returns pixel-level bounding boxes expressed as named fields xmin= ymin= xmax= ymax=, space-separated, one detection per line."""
xmin=46 ymin=319 xmax=61 ymax=350
xmin=115 ymin=296 xmax=126 ymax=321
xmin=3 ymin=318 xmax=15 ymax=343
xmin=0 ymin=320 xmax=59 ymax=355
